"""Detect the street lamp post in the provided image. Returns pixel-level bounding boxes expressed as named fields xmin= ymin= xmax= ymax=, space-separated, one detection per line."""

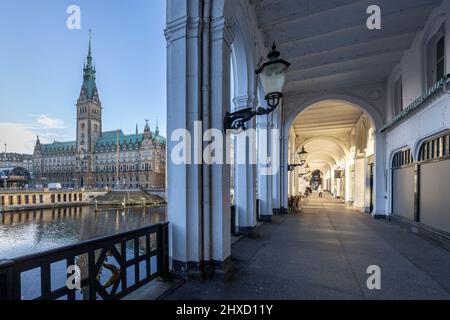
xmin=224 ymin=43 xmax=291 ymax=131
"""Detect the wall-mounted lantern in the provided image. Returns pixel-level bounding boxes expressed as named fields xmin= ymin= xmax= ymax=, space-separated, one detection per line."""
xmin=288 ymin=146 xmax=308 ymax=171
xmin=224 ymin=43 xmax=291 ymax=131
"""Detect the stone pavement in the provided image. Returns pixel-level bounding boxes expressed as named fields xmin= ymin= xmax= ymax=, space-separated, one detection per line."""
xmin=164 ymin=193 xmax=450 ymax=300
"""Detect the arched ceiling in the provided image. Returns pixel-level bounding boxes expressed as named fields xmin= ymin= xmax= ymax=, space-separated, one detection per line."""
xmin=304 ymin=151 xmax=340 ymax=165
xmin=290 ymin=100 xmax=367 ymax=168
xmin=292 ymin=100 xmax=363 ymax=142
xmin=252 ymin=0 xmax=442 ymax=94
xmin=301 ymin=139 xmax=347 ymax=160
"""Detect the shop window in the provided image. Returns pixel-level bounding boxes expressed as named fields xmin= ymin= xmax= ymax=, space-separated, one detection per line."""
xmin=392 ymin=148 xmax=413 ymax=168
xmin=419 ymin=132 xmax=450 ymax=162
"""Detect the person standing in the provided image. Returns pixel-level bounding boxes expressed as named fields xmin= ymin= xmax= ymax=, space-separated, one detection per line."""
xmin=318 ymin=184 xmax=323 ymax=198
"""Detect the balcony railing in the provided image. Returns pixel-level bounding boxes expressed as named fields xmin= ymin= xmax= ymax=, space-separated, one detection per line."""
xmin=0 ymin=222 xmax=169 ymax=300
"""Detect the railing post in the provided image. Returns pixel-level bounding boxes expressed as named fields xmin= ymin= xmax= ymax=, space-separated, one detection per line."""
xmin=0 ymin=260 xmax=17 ymax=300
xmin=158 ymin=223 xmax=170 ymax=280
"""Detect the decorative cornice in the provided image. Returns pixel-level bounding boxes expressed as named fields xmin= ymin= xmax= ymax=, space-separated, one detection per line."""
xmin=381 ymin=75 xmax=450 ymax=132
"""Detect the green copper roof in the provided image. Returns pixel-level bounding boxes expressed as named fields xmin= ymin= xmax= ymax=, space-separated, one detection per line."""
xmin=38 ymin=130 xmax=165 ymax=154
xmin=41 ymin=141 xmax=76 ymax=154
xmin=95 ymin=130 xmax=166 ymax=150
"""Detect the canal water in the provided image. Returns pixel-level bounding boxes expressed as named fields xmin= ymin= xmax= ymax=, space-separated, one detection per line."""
xmin=0 ymin=205 xmax=166 ymax=299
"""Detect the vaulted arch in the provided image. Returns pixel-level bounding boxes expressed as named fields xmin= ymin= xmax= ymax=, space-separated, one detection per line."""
xmin=298 ymin=136 xmax=350 ymax=158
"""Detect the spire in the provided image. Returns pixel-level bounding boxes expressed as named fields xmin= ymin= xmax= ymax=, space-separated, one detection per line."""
xmin=86 ymin=29 xmax=93 ymax=67
xmin=34 ymin=136 xmax=41 ymax=152
xmin=81 ymin=29 xmax=97 ymax=100
xmin=136 ymin=123 xmax=139 ymax=136
xmin=88 ymin=29 xmax=92 ymax=55
xmin=144 ymin=119 xmax=152 ymax=140
xmin=155 ymin=118 xmax=160 ymax=136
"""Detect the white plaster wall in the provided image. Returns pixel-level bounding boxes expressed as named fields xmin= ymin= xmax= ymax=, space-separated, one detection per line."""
xmin=384 ymin=1 xmax=450 ymax=214
xmin=386 ymin=0 xmax=450 ymax=120
xmin=385 ymin=93 xmax=450 ymax=213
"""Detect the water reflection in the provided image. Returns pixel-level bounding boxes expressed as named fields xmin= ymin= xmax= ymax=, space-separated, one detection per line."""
xmin=0 ymin=205 xmax=166 ymax=260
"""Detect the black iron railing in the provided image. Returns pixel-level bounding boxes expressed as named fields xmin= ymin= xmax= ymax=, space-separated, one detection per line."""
xmin=0 ymin=222 xmax=169 ymax=300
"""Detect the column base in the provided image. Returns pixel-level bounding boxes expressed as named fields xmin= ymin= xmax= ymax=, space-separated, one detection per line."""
xmin=259 ymin=215 xmax=272 ymax=223
xmin=238 ymin=226 xmax=254 ymax=234
xmin=212 ymin=257 xmax=234 ymax=282
xmin=273 ymin=207 xmax=288 ymax=215
xmin=172 ymin=257 xmax=234 ymax=282
xmin=364 ymin=207 xmax=373 ymax=214
xmin=372 ymin=213 xmax=388 ymax=220
xmin=172 ymin=260 xmax=202 ymax=280
xmin=237 ymin=226 xmax=261 ymax=239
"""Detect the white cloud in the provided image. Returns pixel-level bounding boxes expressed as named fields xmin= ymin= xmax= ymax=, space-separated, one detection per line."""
xmin=0 ymin=115 xmax=72 ymax=154
xmin=0 ymin=123 xmax=37 ymax=154
xmin=35 ymin=115 xmax=67 ymax=129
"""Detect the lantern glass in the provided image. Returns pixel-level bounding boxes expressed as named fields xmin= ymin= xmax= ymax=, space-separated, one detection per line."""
xmin=259 ymin=61 xmax=289 ymax=96
xmin=298 ymin=146 xmax=308 ymax=163
xmin=256 ymin=43 xmax=290 ymax=97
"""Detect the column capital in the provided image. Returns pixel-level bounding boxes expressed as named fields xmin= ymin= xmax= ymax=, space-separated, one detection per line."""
xmin=233 ymin=95 xmax=257 ymax=111
xmin=211 ymin=17 xmax=235 ymax=49
xmin=354 ymin=153 xmax=366 ymax=160
xmin=164 ymin=16 xmax=201 ymax=45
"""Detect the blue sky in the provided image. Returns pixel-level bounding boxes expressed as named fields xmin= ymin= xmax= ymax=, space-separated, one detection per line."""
xmin=0 ymin=0 xmax=166 ymax=153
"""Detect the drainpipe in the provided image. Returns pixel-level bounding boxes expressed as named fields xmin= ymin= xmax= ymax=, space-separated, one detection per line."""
xmin=199 ymin=0 xmax=214 ymax=279
xmin=280 ymin=101 xmax=285 ymax=212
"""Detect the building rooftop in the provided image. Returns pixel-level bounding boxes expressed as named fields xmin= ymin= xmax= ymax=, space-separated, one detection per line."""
xmin=96 ymin=130 xmax=166 ymax=148
xmin=37 ymin=130 xmax=166 ymax=155
xmin=0 ymin=153 xmax=33 ymax=162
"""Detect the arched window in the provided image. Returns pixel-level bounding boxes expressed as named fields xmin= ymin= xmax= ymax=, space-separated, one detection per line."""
xmin=426 ymin=24 xmax=446 ymax=88
xmin=418 ymin=131 xmax=450 ymax=162
xmin=392 ymin=148 xmax=413 ymax=169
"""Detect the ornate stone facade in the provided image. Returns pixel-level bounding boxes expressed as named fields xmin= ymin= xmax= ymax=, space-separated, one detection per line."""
xmin=33 ymin=36 xmax=165 ymax=190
